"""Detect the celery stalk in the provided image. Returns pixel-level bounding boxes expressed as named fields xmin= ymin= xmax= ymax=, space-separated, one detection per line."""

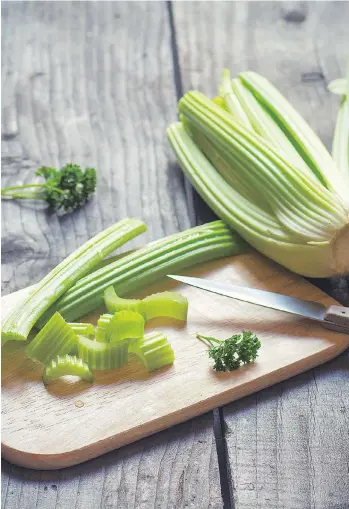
xmin=37 ymin=221 xmax=247 ymax=325
xmin=2 ymin=218 xmax=146 ymax=344
xmin=332 ymin=97 xmax=349 ymax=184
xmin=230 ymin=78 xmax=313 ymax=176
xmin=239 ymin=71 xmax=348 ymax=208
xmin=219 ymin=69 xmax=252 ymax=128
xmin=329 ymin=66 xmax=349 ymax=186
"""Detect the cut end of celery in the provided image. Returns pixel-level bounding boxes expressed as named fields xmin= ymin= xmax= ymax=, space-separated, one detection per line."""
xmin=43 ymin=354 xmax=94 ymax=385
xmin=1 ymin=331 xmax=27 ymax=344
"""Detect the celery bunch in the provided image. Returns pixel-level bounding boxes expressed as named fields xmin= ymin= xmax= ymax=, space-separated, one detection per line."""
xmin=168 ymin=70 xmax=349 ymax=278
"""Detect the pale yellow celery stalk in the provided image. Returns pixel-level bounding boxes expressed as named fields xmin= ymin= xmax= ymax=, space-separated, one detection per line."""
xmin=239 ymin=71 xmax=349 ymax=209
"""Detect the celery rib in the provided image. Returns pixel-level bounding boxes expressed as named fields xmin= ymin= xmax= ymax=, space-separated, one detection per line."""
xmin=2 ymin=218 xmax=146 ymax=344
xmin=239 ymin=71 xmax=349 ymax=209
xmin=37 ymin=222 xmax=247 ymax=325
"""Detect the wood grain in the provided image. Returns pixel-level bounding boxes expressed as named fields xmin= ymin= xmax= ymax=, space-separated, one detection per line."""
xmin=2 ymin=253 xmax=349 ymax=469
xmin=172 ymin=2 xmax=349 ymax=507
xmin=1 ymin=413 xmax=222 ymax=509
xmin=1 ymin=1 xmax=221 ymax=507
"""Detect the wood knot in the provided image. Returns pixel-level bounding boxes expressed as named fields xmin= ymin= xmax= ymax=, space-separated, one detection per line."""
xmin=282 ymin=9 xmax=306 ymax=23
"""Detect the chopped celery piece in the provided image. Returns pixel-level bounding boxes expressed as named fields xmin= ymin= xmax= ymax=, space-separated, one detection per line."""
xmin=130 ymin=331 xmax=175 ymax=372
xmin=104 ymin=286 xmax=143 ymax=314
xmin=26 ymin=312 xmax=78 ymax=365
xmin=95 ymin=313 xmax=113 ymax=342
xmin=38 ymin=221 xmax=247 ymax=324
xmin=103 ymin=286 xmax=188 ymax=321
xmin=43 ymin=354 xmax=93 ymax=385
xmin=105 ymin=311 xmax=144 ymax=343
xmin=2 ymin=218 xmax=146 ymax=344
xmin=68 ymin=322 xmax=95 ymax=339
xmin=142 ymin=292 xmax=188 ymax=321
xmin=77 ymin=335 xmax=128 ymax=370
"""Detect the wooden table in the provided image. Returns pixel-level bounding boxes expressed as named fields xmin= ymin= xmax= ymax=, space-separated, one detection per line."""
xmin=1 ymin=2 xmax=348 ymax=508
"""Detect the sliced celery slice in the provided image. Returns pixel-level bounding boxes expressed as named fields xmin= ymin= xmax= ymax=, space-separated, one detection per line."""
xmin=105 ymin=311 xmax=144 ymax=343
xmin=26 ymin=312 xmax=78 ymax=365
xmin=104 ymin=286 xmax=143 ymax=314
xmin=43 ymin=354 xmax=93 ymax=384
xmin=68 ymin=322 xmax=95 ymax=339
xmin=95 ymin=313 xmax=113 ymax=342
xmin=142 ymin=292 xmax=188 ymax=321
xmin=77 ymin=335 xmax=128 ymax=370
xmin=104 ymin=286 xmax=188 ymax=321
xmin=130 ymin=331 xmax=175 ymax=372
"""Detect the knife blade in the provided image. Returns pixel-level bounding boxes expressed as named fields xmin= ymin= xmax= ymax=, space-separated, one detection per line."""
xmin=167 ymin=274 xmax=349 ymax=334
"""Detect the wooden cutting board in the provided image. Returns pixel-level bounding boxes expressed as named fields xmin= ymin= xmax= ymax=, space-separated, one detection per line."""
xmin=2 ymin=252 xmax=349 ymax=470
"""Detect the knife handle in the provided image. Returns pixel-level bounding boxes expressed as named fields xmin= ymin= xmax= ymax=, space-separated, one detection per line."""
xmin=323 ymin=305 xmax=349 ymax=333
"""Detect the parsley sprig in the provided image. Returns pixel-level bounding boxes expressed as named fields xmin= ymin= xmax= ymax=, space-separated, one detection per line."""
xmin=197 ymin=330 xmax=261 ymax=372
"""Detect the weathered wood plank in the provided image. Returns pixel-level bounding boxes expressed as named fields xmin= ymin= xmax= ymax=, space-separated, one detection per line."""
xmin=223 ymin=352 xmax=349 ymax=509
xmin=2 ymin=414 xmax=222 ymax=509
xmin=173 ymin=2 xmax=349 ymax=508
xmin=1 ymin=0 xmax=193 ymax=297
xmin=1 ymin=1 xmax=222 ymax=508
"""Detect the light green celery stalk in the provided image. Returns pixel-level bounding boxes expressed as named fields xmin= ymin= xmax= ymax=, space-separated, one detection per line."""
xmin=219 ymin=70 xmax=252 ymax=128
xmin=167 ymin=121 xmax=349 ymax=277
xmin=37 ymin=221 xmax=247 ymax=325
xmin=329 ymin=63 xmax=349 ymax=186
xmin=2 ymin=218 xmax=146 ymax=344
xmin=239 ymin=71 xmax=349 ymax=209
xmin=228 ymin=76 xmax=313 ymax=177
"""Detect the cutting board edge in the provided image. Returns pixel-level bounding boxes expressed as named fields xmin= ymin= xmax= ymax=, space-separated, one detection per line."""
xmin=3 ymin=338 xmax=348 ymax=470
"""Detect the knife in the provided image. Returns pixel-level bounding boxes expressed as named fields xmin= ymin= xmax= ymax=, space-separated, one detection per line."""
xmin=167 ymin=275 xmax=349 ymax=334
